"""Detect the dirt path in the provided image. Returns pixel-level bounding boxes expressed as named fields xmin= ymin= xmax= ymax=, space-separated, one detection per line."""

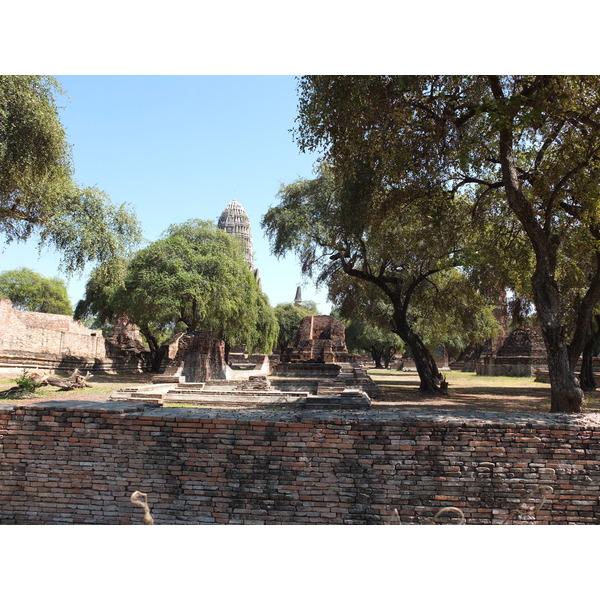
xmin=369 ymin=369 xmax=600 ymax=413
xmin=3 ymin=369 xmax=600 ymax=413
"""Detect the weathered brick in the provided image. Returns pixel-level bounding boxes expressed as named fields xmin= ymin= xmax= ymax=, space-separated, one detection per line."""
xmin=1 ymin=406 xmax=600 ymax=524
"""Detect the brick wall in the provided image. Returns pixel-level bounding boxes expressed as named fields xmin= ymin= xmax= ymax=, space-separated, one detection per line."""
xmin=0 ymin=297 xmax=105 ymax=359
xmin=0 ymin=298 xmax=150 ymax=375
xmin=1 ymin=402 xmax=599 ymax=524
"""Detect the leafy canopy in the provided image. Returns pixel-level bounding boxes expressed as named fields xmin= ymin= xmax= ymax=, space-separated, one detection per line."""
xmin=0 ymin=75 xmax=141 ymax=272
xmin=0 ymin=267 xmax=72 ymax=315
xmin=77 ymin=219 xmax=279 ymax=356
xmin=343 ymin=316 xmax=404 ymax=368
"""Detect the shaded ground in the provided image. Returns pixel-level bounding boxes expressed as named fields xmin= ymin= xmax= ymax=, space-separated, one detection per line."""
xmin=369 ymin=369 xmax=600 ymax=413
xmin=2 ymin=369 xmax=600 ymax=413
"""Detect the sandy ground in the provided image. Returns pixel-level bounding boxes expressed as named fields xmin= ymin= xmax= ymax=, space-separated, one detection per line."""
xmin=0 ymin=372 xmax=154 ymax=405
xmin=369 ymin=369 xmax=600 ymax=413
xmin=2 ymin=369 xmax=600 ymax=413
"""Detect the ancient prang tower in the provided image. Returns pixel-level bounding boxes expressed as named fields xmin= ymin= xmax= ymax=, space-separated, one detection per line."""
xmin=217 ymin=200 xmax=254 ymax=268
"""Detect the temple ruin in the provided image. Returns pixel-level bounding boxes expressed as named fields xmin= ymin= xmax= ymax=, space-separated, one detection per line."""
xmin=217 ymin=199 xmax=254 ymax=268
xmin=280 ymin=315 xmax=354 ymax=363
xmin=0 ymin=298 xmax=149 ymax=376
xmin=475 ymin=327 xmax=547 ymax=377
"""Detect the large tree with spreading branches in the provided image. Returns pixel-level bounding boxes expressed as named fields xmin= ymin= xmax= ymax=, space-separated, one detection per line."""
xmin=292 ymin=75 xmax=600 ymax=412
xmin=262 ymin=166 xmax=480 ymax=394
xmin=76 ymin=220 xmax=278 ymax=370
xmin=0 ymin=75 xmax=141 ymax=272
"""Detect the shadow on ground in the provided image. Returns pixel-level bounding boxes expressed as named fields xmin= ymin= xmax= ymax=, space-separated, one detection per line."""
xmin=370 ymin=370 xmax=600 ymax=413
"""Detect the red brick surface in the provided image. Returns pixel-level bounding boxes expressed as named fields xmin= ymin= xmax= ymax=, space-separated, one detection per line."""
xmin=0 ymin=297 xmax=105 ymax=358
xmin=1 ymin=403 xmax=599 ymax=524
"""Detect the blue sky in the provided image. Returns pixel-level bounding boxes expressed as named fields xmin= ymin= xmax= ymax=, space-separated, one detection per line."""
xmin=0 ymin=76 xmax=333 ymax=313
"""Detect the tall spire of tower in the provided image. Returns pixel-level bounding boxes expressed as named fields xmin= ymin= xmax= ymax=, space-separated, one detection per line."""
xmin=294 ymin=286 xmax=303 ymax=306
xmin=217 ymin=200 xmax=254 ymax=268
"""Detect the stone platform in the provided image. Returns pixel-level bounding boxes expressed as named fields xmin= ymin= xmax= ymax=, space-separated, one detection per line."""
xmin=110 ymin=362 xmax=379 ymax=410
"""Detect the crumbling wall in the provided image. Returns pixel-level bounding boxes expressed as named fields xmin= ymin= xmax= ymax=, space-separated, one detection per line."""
xmin=0 ymin=298 xmax=150 ymax=375
xmin=1 ymin=403 xmax=599 ymax=525
xmin=476 ymin=328 xmax=547 ymax=376
xmin=0 ymin=297 xmax=105 ymax=358
xmin=282 ymin=315 xmax=353 ymax=363
xmin=155 ymin=332 xmax=226 ymax=382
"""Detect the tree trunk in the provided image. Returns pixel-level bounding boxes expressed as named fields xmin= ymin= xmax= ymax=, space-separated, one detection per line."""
xmin=545 ymin=345 xmax=583 ymax=412
xmin=579 ymin=316 xmax=600 ymax=391
xmin=224 ymin=341 xmax=231 ymax=364
xmin=139 ymin=326 xmax=165 ymax=373
xmin=340 ymin=259 xmax=446 ymax=393
xmin=395 ymin=316 xmax=445 ymax=394
xmin=370 ymin=346 xmax=383 ymax=368
xmin=148 ymin=346 xmax=166 ymax=373
xmin=488 ymin=82 xmax=585 ymax=413
xmin=580 ymin=342 xmax=596 ymax=391
xmin=534 ymin=273 xmax=583 ymax=412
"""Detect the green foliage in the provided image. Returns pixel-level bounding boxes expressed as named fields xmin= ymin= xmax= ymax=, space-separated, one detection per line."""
xmin=274 ymin=302 xmax=318 ymax=353
xmin=119 ymin=220 xmax=274 ymax=349
xmin=332 ymin=268 xmax=499 ymax=364
xmin=0 ymin=267 xmax=72 ymax=314
xmin=14 ymin=370 xmax=36 ymax=393
xmin=74 ymin=257 xmax=128 ymax=325
xmin=78 ymin=220 xmax=278 ymax=365
xmin=290 ymin=76 xmax=600 ymax=406
xmin=0 ymin=76 xmax=141 ymax=272
xmin=409 ymin=269 xmax=503 ymax=357
xmin=246 ymin=289 xmax=280 ymax=355
xmin=344 ymin=317 xmax=404 ymax=368
xmin=262 ymin=165 xmax=475 ymax=392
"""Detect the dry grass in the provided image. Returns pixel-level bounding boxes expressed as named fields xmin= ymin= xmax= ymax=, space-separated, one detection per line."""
xmin=369 ymin=369 xmax=600 ymax=413
xmin=0 ymin=372 xmax=153 ymax=404
xmin=3 ymin=369 xmax=600 ymax=414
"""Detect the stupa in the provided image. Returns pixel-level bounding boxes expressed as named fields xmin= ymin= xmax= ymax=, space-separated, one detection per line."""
xmin=217 ymin=200 xmax=254 ymax=268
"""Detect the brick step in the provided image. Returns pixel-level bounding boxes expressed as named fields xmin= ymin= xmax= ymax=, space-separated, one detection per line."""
xmin=303 ymin=393 xmax=371 ymax=410
xmin=203 ymin=379 xmax=239 ymax=387
xmin=109 ymin=392 xmax=137 ymax=400
xmin=177 ymin=382 xmax=206 ymax=390
xmin=130 ymin=392 xmax=166 ymax=399
xmin=164 ymin=395 xmax=306 ymax=408
xmin=167 ymin=389 xmax=308 ymax=398
xmin=151 ymin=375 xmax=184 ymax=384
xmin=317 ymin=383 xmax=358 ymax=391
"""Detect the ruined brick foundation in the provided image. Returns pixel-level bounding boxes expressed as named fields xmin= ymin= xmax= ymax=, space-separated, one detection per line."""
xmin=0 ymin=299 xmax=149 ymax=375
xmin=281 ymin=315 xmax=354 ymax=363
xmin=1 ymin=403 xmax=599 ymax=524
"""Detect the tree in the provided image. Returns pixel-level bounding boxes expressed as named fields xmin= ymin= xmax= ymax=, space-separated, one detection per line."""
xmin=294 ymin=75 xmax=600 ymax=412
xmin=262 ymin=166 xmax=473 ymax=394
xmin=77 ymin=220 xmax=278 ymax=370
xmin=552 ymin=228 xmax=600 ymax=391
xmin=409 ymin=269 xmax=502 ymax=360
xmin=0 ymin=267 xmax=72 ymax=315
xmin=274 ymin=302 xmax=318 ymax=355
xmin=244 ymin=288 xmax=280 ymax=358
xmin=0 ymin=75 xmax=141 ymax=272
xmin=74 ymin=257 xmax=128 ymax=324
xmin=332 ymin=267 xmax=498 ymax=368
xmin=344 ymin=317 xmax=404 ymax=368
xmin=475 ymin=77 xmax=600 ymax=412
